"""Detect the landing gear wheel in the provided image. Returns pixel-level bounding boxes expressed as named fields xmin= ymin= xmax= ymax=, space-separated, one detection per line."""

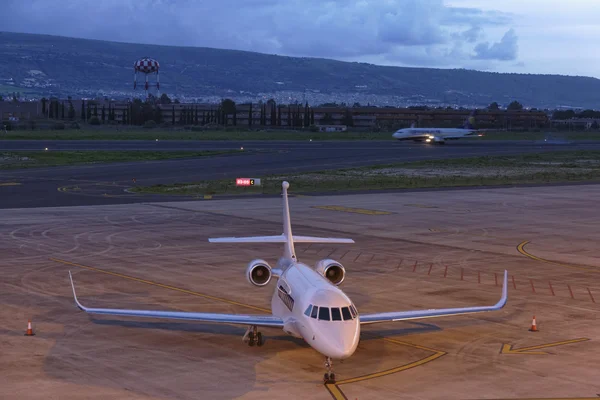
xmin=323 ymin=372 xmax=336 ymax=384
xmin=245 ymin=326 xmax=263 ymax=347
xmin=323 ymin=357 xmax=336 ymax=384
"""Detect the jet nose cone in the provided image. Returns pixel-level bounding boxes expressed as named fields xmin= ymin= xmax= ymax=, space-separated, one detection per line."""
xmin=329 ymin=343 xmax=355 ymax=360
xmin=326 ymin=323 xmax=360 ymax=360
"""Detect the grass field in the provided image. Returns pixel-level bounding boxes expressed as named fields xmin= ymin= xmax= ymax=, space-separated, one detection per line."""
xmin=0 ymin=129 xmax=393 ymax=141
xmin=0 ymin=150 xmax=243 ymax=170
xmin=474 ymin=131 xmax=600 ymax=141
xmin=2 ymin=127 xmax=600 ymax=141
xmin=130 ymin=150 xmax=600 ymax=196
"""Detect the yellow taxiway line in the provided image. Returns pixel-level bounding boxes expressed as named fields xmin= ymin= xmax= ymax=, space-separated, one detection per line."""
xmin=500 ymin=338 xmax=590 ymax=355
xmin=517 ymin=241 xmax=600 ymax=273
xmin=0 ymin=182 xmax=22 ymax=186
xmin=326 ymin=336 xmax=447 ymax=399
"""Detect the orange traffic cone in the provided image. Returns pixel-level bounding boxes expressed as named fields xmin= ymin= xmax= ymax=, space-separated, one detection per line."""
xmin=24 ymin=320 xmax=35 ymax=336
xmin=529 ymin=316 xmax=538 ymax=332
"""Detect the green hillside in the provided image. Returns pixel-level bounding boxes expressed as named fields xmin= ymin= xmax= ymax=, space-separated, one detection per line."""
xmin=0 ymin=31 xmax=598 ymax=108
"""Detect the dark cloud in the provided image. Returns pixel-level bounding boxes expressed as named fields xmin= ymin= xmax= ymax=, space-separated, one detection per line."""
xmin=461 ymin=26 xmax=483 ymax=43
xmin=473 ymin=28 xmax=519 ymax=61
xmin=442 ymin=7 xmax=514 ymax=26
xmin=1 ymin=0 xmax=519 ymax=67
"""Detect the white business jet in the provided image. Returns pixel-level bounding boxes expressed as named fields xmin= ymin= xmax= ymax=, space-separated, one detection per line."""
xmin=392 ymin=111 xmax=483 ymax=144
xmin=68 ymin=181 xmax=508 ymax=384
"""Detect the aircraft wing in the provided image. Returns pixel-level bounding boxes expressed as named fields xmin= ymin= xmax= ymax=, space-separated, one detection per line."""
xmin=209 ymin=235 xmax=287 ymax=243
xmin=359 ymin=270 xmax=508 ymax=325
xmin=68 ymin=272 xmax=284 ymax=328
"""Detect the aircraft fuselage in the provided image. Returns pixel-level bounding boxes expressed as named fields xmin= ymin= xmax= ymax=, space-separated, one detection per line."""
xmin=392 ymin=127 xmax=479 ymax=142
xmin=271 ymin=259 xmax=360 ymax=360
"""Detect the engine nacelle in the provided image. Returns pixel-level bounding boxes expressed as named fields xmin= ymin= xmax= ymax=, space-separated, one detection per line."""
xmin=426 ymin=135 xmax=445 ymax=144
xmin=315 ymin=259 xmax=346 ymax=286
xmin=246 ymin=259 xmax=272 ymax=287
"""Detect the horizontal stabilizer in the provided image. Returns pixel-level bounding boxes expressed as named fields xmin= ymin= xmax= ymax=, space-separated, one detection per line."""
xmin=208 ymin=234 xmax=354 ymax=244
xmin=292 ymin=236 xmax=354 ymax=244
xmin=209 ymin=235 xmax=287 ymax=243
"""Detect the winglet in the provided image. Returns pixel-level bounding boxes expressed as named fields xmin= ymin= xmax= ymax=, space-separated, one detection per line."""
xmin=68 ymin=271 xmax=87 ymax=311
xmin=495 ymin=270 xmax=509 ymax=309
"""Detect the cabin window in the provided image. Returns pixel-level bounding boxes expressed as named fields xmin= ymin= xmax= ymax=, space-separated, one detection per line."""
xmin=277 ymin=286 xmax=295 ymax=312
xmin=318 ymin=307 xmax=330 ymax=321
xmin=331 ymin=307 xmax=342 ymax=321
xmin=311 ymin=305 xmax=319 ymax=319
xmin=341 ymin=307 xmax=352 ymax=320
xmin=304 ymin=305 xmax=312 ymax=317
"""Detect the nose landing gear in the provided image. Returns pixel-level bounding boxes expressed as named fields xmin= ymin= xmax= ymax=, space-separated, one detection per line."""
xmin=323 ymin=357 xmax=336 ymax=384
xmin=243 ymin=325 xmax=264 ymax=347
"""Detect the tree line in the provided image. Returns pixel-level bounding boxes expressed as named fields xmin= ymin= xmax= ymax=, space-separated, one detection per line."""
xmin=551 ymin=109 xmax=600 ymax=120
xmin=24 ymin=95 xmax=600 ymax=130
xmin=63 ymin=95 xmax=319 ymax=128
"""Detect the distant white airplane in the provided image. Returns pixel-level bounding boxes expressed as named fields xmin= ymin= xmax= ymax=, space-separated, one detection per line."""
xmin=392 ymin=111 xmax=484 ymax=144
xmin=69 ymin=181 xmax=508 ymax=384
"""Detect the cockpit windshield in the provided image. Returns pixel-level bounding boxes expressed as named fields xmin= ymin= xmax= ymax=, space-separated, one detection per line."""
xmin=341 ymin=306 xmax=352 ymax=320
xmin=304 ymin=304 xmax=358 ymax=321
xmin=318 ymin=307 xmax=330 ymax=321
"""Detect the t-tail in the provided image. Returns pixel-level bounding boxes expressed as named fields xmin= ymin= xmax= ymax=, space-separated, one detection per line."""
xmin=462 ymin=109 xmax=477 ymax=130
xmin=208 ymin=181 xmax=354 ymax=260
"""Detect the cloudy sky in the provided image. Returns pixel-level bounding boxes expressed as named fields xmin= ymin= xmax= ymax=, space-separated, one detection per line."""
xmin=2 ymin=0 xmax=597 ymax=78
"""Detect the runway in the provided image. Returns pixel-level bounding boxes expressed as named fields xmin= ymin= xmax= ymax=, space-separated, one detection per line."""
xmin=2 ymin=139 xmax=600 ymax=209
xmin=2 ymin=139 xmax=599 ymax=151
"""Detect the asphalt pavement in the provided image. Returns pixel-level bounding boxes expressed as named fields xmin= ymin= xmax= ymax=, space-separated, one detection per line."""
xmin=1 ymin=139 xmax=600 ymax=209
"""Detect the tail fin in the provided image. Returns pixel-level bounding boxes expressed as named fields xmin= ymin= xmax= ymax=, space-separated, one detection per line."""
xmin=281 ymin=181 xmax=295 ymax=259
xmin=463 ymin=109 xmax=477 ymax=129
xmin=208 ymin=181 xmax=354 ymax=261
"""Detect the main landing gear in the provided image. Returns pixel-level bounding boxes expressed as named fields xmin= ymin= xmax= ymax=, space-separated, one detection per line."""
xmin=243 ymin=325 xmax=264 ymax=347
xmin=323 ymin=357 xmax=336 ymax=384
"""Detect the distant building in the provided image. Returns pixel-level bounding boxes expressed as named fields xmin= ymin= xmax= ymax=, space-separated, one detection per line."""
xmin=0 ymin=101 xmax=40 ymax=120
xmin=551 ymin=118 xmax=600 ymax=130
xmin=316 ymin=125 xmax=347 ymax=132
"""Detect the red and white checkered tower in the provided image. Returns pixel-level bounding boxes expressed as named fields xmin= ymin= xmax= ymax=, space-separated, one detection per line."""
xmin=134 ymin=57 xmax=160 ymax=98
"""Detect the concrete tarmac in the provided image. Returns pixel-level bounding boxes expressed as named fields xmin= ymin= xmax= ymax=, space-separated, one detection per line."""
xmin=2 ymin=139 xmax=600 ymax=209
xmin=0 ymin=184 xmax=598 ymax=399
